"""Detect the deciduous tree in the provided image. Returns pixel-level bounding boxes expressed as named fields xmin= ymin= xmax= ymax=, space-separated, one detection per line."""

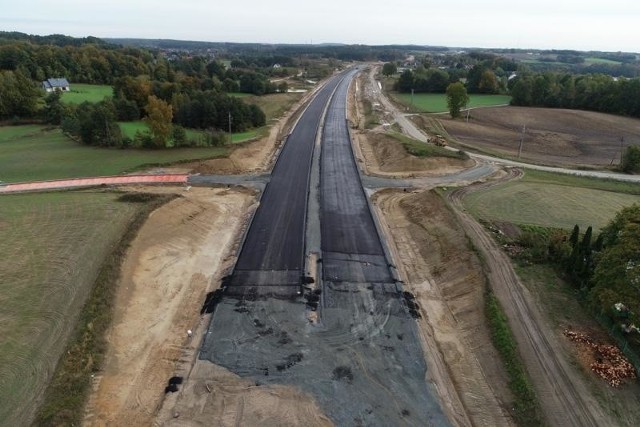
xmin=446 ymin=82 xmax=469 ymax=119
xmin=590 ymin=205 xmax=640 ymax=323
xmin=382 ymin=62 xmax=397 ymax=77
xmin=144 ymin=95 xmax=173 ymax=148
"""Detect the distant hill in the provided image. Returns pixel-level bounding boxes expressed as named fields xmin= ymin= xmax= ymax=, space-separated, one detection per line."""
xmin=0 ymin=31 xmax=107 ymax=47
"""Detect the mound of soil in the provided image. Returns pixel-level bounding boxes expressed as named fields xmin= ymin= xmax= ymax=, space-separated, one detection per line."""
xmin=441 ymin=107 xmax=640 ymax=168
xmin=358 ymin=131 xmax=474 ymax=177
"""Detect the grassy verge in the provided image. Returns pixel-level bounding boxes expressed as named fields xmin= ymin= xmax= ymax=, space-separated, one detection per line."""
xmin=34 ymin=192 xmax=176 ymax=426
xmin=387 ymin=131 xmax=467 ymax=159
xmin=0 ymin=126 xmax=229 ymax=182
xmin=522 ymin=169 xmax=640 ymax=195
xmin=242 ymin=92 xmax=304 ymax=121
xmin=485 ymin=290 xmax=542 ymax=425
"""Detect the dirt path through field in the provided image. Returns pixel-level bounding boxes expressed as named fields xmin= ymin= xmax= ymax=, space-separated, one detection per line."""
xmin=446 ymin=169 xmax=608 ymax=426
xmin=82 ymin=186 xmax=255 ymax=426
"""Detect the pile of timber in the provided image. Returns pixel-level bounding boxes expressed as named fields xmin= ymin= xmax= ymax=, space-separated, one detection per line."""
xmin=564 ymin=329 xmax=637 ymax=387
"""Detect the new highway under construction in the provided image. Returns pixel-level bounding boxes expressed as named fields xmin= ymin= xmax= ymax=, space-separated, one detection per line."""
xmin=200 ymin=69 xmax=448 ymax=426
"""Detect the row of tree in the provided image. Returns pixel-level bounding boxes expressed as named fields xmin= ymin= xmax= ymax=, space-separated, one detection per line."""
xmin=516 ymin=205 xmax=640 ymax=329
xmin=510 ymin=73 xmax=640 ymax=118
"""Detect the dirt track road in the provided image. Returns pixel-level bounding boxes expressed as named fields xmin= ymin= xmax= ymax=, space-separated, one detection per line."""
xmin=447 ymin=169 xmax=606 ymax=426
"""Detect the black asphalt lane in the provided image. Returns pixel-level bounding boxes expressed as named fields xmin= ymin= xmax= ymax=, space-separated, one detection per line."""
xmin=320 ymin=69 xmax=394 ymax=284
xmin=227 ymin=73 xmax=346 ymax=296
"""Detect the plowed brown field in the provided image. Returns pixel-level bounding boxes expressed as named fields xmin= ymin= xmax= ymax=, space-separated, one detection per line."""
xmin=441 ymin=107 xmax=640 ymax=168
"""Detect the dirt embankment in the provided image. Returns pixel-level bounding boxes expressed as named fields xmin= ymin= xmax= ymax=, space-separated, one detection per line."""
xmin=357 ymin=131 xmax=474 ymax=178
xmin=83 ymin=186 xmax=256 ymax=426
xmin=373 ymin=189 xmax=514 ymax=427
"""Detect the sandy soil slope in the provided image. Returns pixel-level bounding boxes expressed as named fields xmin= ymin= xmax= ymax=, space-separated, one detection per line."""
xmin=83 ymin=187 xmax=255 ymax=426
xmin=157 ymin=362 xmax=333 ymax=427
xmin=373 ymin=189 xmax=514 ymax=427
xmin=355 ymin=130 xmax=474 ymax=178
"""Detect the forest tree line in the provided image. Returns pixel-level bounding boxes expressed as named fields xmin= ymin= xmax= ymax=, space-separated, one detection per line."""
xmin=509 ymin=72 xmax=640 ymax=118
xmin=0 ymin=32 xmax=281 ymax=147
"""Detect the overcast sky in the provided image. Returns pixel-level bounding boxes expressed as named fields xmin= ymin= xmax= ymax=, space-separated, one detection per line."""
xmin=1 ymin=0 xmax=638 ymax=52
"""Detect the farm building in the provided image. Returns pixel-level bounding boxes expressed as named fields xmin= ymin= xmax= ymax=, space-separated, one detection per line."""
xmin=42 ymin=78 xmax=70 ymax=92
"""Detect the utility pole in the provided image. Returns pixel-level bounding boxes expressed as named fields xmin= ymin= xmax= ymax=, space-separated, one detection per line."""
xmin=518 ymin=124 xmax=526 ymax=158
xmin=620 ymin=135 xmax=625 ymax=165
xmin=611 ymin=136 xmax=625 ymax=166
xmin=466 ymin=109 xmax=470 ymax=123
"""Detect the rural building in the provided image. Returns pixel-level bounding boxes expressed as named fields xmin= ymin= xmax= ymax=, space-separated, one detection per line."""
xmin=42 ymin=78 xmax=70 ymax=92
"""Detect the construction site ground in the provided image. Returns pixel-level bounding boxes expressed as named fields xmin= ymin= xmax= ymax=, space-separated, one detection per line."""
xmin=80 ymin=66 xmax=639 ymax=426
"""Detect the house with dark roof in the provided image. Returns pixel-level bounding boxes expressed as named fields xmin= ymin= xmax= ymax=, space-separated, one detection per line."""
xmin=42 ymin=78 xmax=70 ymax=92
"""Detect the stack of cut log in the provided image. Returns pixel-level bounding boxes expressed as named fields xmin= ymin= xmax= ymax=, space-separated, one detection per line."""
xmin=564 ymin=329 xmax=636 ymax=387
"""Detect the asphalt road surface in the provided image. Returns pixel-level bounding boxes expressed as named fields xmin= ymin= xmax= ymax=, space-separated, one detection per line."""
xmin=202 ymin=70 xmax=449 ymax=426
xmin=226 ymin=73 xmax=345 ymax=296
xmin=320 ymin=70 xmax=393 ymax=284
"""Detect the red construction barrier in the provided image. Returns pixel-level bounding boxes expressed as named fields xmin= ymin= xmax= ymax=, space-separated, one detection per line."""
xmin=0 ymin=174 xmax=189 ymax=193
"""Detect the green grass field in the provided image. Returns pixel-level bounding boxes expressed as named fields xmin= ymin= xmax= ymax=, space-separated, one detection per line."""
xmin=463 ymin=170 xmax=640 ymax=230
xmin=396 ymin=93 xmax=512 ymax=113
xmin=243 ymin=92 xmax=303 ymax=121
xmin=117 ymin=121 xmax=259 ymax=143
xmin=61 ymin=84 xmax=112 ymax=104
xmin=0 ymin=192 xmax=144 ymax=424
xmin=0 ymin=125 xmax=227 ymax=182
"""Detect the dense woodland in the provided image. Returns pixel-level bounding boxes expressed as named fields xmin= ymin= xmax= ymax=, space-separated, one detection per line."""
xmin=509 ymin=73 xmax=640 ymax=117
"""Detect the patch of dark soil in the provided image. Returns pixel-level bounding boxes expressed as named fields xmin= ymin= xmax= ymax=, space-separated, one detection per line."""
xmin=332 ymin=366 xmax=354 ymax=383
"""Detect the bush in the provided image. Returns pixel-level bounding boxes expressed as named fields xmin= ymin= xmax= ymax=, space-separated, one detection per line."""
xmin=621 ymin=145 xmax=640 ymax=174
xmin=171 ymin=125 xmax=188 ymax=147
xmin=133 ymin=130 xmax=155 ymax=149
